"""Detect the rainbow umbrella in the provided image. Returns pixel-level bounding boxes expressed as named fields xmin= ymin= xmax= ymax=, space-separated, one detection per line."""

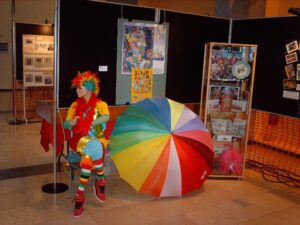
xmin=111 ymin=97 xmax=214 ymax=197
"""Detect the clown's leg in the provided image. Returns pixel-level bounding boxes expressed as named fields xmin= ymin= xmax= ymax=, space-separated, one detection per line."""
xmin=74 ymin=155 xmax=93 ymax=218
xmin=93 ymin=158 xmax=106 ymax=202
xmin=82 ymin=139 xmax=106 ymax=203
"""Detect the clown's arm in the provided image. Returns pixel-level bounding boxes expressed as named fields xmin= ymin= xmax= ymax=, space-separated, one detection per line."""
xmin=63 ymin=102 xmax=78 ymax=129
xmin=92 ymin=101 xmax=110 ymax=126
xmin=92 ymin=114 xmax=109 ymax=126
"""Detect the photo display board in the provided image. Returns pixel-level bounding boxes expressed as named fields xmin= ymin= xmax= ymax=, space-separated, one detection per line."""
xmin=16 ymin=23 xmax=54 ymax=81
xmin=23 ymin=34 xmax=54 ymax=87
xmin=232 ymin=16 xmax=300 ymax=118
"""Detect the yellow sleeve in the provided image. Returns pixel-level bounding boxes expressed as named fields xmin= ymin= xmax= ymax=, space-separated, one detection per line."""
xmin=65 ymin=101 xmax=77 ymax=121
xmin=96 ymin=101 xmax=110 ymax=116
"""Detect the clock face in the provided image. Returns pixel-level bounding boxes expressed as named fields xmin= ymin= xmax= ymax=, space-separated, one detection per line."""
xmin=232 ymin=61 xmax=251 ymax=79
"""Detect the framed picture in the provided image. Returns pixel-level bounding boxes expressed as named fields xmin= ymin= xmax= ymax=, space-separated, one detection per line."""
xmin=283 ymin=78 xmax=296 ymax=89
xmin=209 ymin=85 xmax=222 ymax=99
xmin=211 ymin=119 xmax=233 ymax=135
xmin=285 ymin=52 xmax=298 ymax=64
xmin=233 ymin=118 xmax=247 ymax=138
xmin=121 ymin=21 xmax=167 ymax=75
xmin=232 ymin=100 xmax=248 ymax=112
xmin=34 ymin=74 xmax=43 ymax=85
xmin=297 ymin=64 xmax=300 ymax=81
xmin=44 ymin=76 xmax=53 ymax=85
xmin=286 ymin=40 xmax=299 ymax=54
xmin=24 ymin=72 xmax=34 ymax=86
xmin=34 ymin=56 xmax=44 ymax=69
xmin=285 ymin=64 xmax=295 ymax=78
xmin=23 ymin=57 xmax=34 ymax=69
xmin=209 ymin=85 xmax=239 ymax=100
xmin=44 ymin=56 xmax=53 ymax=69
xmin=208 ymin=99 xmax=220 ymax=111
xmin=209 ymin=84 xmax=239 ymax=112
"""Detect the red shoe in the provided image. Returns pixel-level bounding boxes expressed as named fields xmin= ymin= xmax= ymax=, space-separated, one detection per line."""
xmin=94 ymin=179 xmax=106 ymax=203
xmin=73 ymin=194 xmax=84 ymax=218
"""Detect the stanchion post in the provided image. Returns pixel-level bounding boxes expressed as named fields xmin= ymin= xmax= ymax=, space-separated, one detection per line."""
xmin=42 ymin=0 xmax=68 ymax=194
xmin=8 ymin=0 xmax=24 ymax=125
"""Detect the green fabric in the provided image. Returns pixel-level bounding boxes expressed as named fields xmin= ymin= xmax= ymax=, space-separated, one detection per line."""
xmin=63 ymin=120 xmax=72 ymax=129
xmin=92 ymin=114 xmax=110 ymax=126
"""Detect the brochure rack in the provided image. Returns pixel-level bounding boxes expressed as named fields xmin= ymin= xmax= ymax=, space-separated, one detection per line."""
xmin=200 ymin=42 xmax=258 ymax=178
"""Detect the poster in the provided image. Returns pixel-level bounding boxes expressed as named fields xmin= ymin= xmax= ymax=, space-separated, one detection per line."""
xmin=131 ymin=68 xmax=153 ymax=103
xmin=210 ymin=46 xmax=246 ymax=81
xmin=23 ymin=35 xmax=54 ymax=54
xmin=122 ymin=22 xmax=166 ymax=74
xmin=22 ymin=34 xmax=54 ymax=87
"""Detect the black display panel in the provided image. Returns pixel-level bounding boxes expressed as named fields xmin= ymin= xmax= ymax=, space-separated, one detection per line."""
xmin=58 ymin=0 xmax=121 ymax=107
xmin=58 ymin=0 xmax=229 ymax=108
xmin=164 ymin=11 xmax=229 ymax=103
xmin=16 ymin=23 xmax=54 ymax=80
xmin=232 ymin=16 xmax=300 ymax=118
xmin=58 ymin=0 xmax=159 ymax=108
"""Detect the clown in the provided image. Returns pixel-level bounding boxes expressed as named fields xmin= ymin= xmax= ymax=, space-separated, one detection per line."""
xmin=64 ymin=71 xmax=110 ymax=218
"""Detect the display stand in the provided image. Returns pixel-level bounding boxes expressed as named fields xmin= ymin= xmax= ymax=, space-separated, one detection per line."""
xmin=200 ymin=42 xmax=257 ymax=178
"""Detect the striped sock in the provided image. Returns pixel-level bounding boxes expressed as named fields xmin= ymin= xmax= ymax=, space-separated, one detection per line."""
xmin=77 ymin=165 xmax=91 ymax=195
xmin=94 ymin=159 xmax=104 ymax=180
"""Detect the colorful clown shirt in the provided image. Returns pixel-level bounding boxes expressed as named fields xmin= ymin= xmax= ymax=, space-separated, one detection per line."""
xmin=65 ymin=95 xmax=110 ymax=152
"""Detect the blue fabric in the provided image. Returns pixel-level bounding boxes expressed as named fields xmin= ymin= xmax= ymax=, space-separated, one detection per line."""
xmin=83 ymin=139 xmax=103 ymax=160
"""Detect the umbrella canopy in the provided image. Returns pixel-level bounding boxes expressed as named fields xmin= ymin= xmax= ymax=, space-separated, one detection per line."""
xmin=111 ymin=97 xmax=214 ymax=197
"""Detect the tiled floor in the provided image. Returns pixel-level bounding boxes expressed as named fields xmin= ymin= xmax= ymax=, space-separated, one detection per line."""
xmin=1 ymin=113 xmax=300 ymax=224
xmin=1 ymin=170 xmax=300 ymax=225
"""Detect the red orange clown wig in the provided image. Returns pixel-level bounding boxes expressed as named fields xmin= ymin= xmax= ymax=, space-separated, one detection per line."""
xmin=71 ymin=71 xmax=100 ymax=96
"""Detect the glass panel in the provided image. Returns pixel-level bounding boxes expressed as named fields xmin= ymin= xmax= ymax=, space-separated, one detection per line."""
xmin=201 ymin=42 xmax=258 ymax=177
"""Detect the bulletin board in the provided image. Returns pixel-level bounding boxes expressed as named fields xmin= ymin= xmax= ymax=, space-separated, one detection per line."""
xmin=22 ymin=34 xmax=54 ymax=87
xmin=231 ymin=16 xmax=300 ymax=118
xmin=16 ymin=23 xmax=54 ymax=81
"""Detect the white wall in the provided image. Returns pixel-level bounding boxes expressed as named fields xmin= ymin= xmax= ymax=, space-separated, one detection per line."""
xmin=0 ymin=0 xmax=55 ymax=112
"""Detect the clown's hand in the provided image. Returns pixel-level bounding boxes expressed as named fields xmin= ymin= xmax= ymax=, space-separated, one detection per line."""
xmin=92 ymin=114 xmax=110 ymax=126
xmin=63 ymin=116 xmax=79 ymax=129
xmin=63 ymin=120 xmax=72 ymax=130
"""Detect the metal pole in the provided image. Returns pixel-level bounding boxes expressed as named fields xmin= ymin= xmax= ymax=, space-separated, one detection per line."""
xmin=12 ymin=0 xmax=16 ymax=119
xmin=9 ymin=0 xmax=24 ymax=125
xmin=52 ymin=0 xmax=61 ymax=192
xmin=228 ymin=18 xmax=233 ymax=43
xmin=155 ymin=8 xmax=160 ymax=23
xmin=41 ymin=0 xmax=68 ymax=194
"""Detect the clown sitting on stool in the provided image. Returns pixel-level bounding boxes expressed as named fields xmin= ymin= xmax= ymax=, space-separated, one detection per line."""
xmin=64 ymin=70 xmax=110 ymax=218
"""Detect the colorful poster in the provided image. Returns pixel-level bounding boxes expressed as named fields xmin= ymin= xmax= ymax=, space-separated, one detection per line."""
xmin=122 ymin=22 xmax=166 ymax=74
xmin=152 ymin=25 xmax=167 ymax=74
xmin=131 ymin=68 xmax=153 ymax=103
